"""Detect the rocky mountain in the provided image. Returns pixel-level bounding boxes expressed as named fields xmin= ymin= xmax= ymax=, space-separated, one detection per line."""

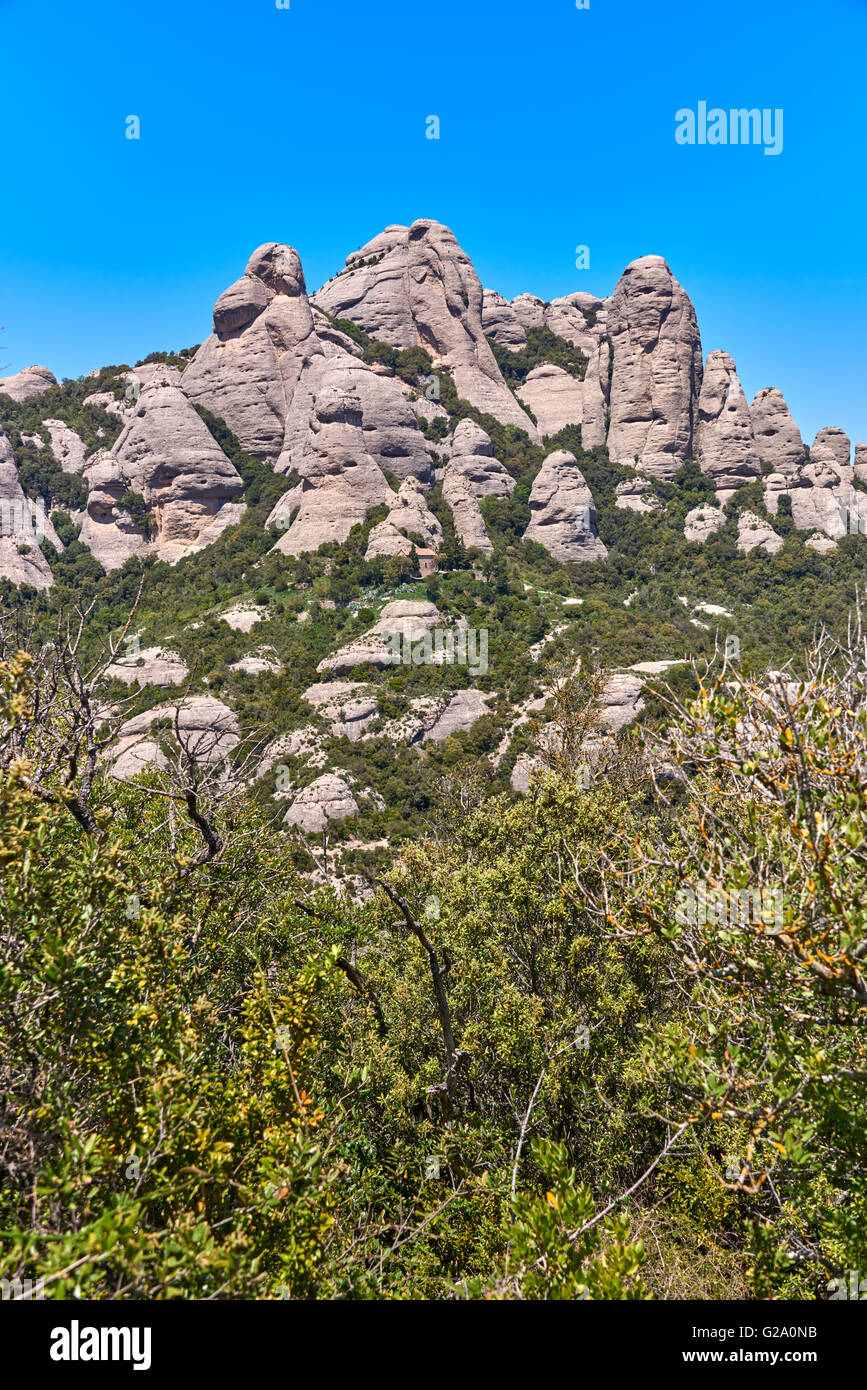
xmin=79 ymin=368 xmax=246 ymax=569
xmin=0 ymin=364 xmax=58 ymax=401
xmin=2 ymin=217 xmax=865 ymax=853
xmin=313 ymin=220 xmax=539 ymax=438
xmin=3 ymin=221 xmax=862 ymax=588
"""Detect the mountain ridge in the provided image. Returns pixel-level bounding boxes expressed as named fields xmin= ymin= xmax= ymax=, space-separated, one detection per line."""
xmin=2 ymin=218 xmax=863 ymax=593
xmin=2 ymin=218 xmax=865 ymax=855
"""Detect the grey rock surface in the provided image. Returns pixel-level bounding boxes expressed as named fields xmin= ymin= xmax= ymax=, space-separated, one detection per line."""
xmin=523 ymin=450 xmax=607 ymax=562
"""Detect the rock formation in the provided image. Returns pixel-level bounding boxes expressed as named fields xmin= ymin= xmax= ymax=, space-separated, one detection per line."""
xmin=303 ymin=681 xmax=380 ymax=741
xmin=446 ymin=420 xmax=514 ymax=497
xmin=9 ymin=225 xmax=865 ymax=584
xmin=581 ymin=340 xmax=610 ymax=451
xmin=506 ymin=293 xmax=546 ymax=334
xmin=441 ymin=469 xmax=493 ymax=555
xmin=600 ymin=673 xmax=646 ymax=732
xmin=517 ymin=364 xmax=583 ymax=437
xmin=811 ymin=426 xmax=851 ymax=470
xmin=424 ymin=689 xmax=491 ymax=742
xmin=185 ymin=242 xmax=433 ymax=490
xmin=313 ymin=220 xmax=539 ymax=439
xmin=230 ymin=655 xmax=284 ymax=676
xmin=283 ymin=773 xmax=360 ymax=832
xmin=219 ymin=604 xmax=267 ymax=632
xmin=365 ymin=475 xmax=442 ymax=560
xmin=267 ymin=386 xmax=394 ymax=556
xmin=43 ymin=420 xmax=87 ymax=473
xmin=277 ymin=352 xmax=432 ymax=484
xmin=104 ymin=646 xmax=189 ymax=686
xmin=737 ymin=510 xmax=783 ymax=554
xmin=0 ymin=427 xmax=57 ymax=589
xmin=317 ymin=599 xmax=443 ymax=676
xmin=480 ymin=289 xmax=528 ymax=349
xmin=749 ymin=388 xmax=804 ymax=473
xmin=108 ymin=697 xmax=240 ymax=779
xmin=684 ymin=504 xmax=726 ymax=543
xmin=438 ymin=420 xmax=516 ymax=555
xmin=78 ymin=448 xmax=150 ymax=570
xmin=80 ymin=372 xmax=245 ymax=569
xmin=543 ymin=293 xmax=608 ymax=356
xmin=183 ymin=243 xmax=320 ymax=459
xmin=523 ymin=450 xmax=607 ymax=562
xmin=697 ymin=351 xmax=759 ymax=496
xmin=805 ymin=533 xmax=838 ymax=554
xmin=615 ymin=477 xmax=661 ymax=513
xmin=489 ymin=290 xmax=607 ymax=359
xmin=765 ymin=456 xmax=867 ymax=540
xmin=0 ymin=365 xmax=57 ymax=401
xmin=606 ymin=256 xmax=703 ymax=478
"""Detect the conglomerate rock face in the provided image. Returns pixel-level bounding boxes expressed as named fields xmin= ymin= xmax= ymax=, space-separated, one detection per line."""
xmin=313 ymin=220 xmax=539 ymax=439
xmin=6 ymin=223 xmax=863 ymax=589
xmin=684 ymin=503 xmax=726 ymax=543
xmin=0 ymin=365 xmax=57 ymax=401
xmin=0 ymin=427 xmax=58 ymax=589
xmin=79 ymin=372 xmax=245 ymax=569
xmin=581 ymin=339 xmax=610 ymax=451
xmin=517 ymin=364 xmax=584 ymax=438
xmin=283 ymin=772 xmax=360 ymax=833
xmin=485 ymin=288 xmax=609 ymax=359
xmin=523 ymin=450 xmax=607 ymax=562
xmin=737 ymin=510 xmax=784 ymax=555
xmin=749 ymin=387 xmax=804 ymax=474
xmin=365 ymin=476 xmax=442 ymax=560
xmin=605 ymin=255 xmax=703 ymax=479
xmin=811 ymin=426 xmax=851 ymax=470
xmin=438 ymin=419 xmax=516 ymax=556
xmin=266 ymin=386 xmax=394 ymax=557
xmin=276 ymin=351 xmax=433 ymax=485
xmin=183 ymin=243 xmax=320 ymax=459
xmin=14 ymin=220 xmax=867 ymax=851
xmin=696 ymin=350 xmax=759 ymax=496
xmin=316 ymin=600 xmax=444 ymax=677
xmin=446 ymin=420 xmax=514 ymax=498
xmin=108 ymin=697 xmax=240 ymax=780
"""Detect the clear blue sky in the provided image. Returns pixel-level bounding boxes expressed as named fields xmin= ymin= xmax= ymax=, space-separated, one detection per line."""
xmin=2 ymin=0 xmax=865 ymax=447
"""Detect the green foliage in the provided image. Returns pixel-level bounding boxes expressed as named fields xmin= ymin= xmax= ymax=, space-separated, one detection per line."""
xmin=118 ymin=489 xmax=153 ymax=537
xmin=49 ymin=510 xmax=79 ymax=548
xmin=476 ymin=1139 xmax=649 ymax=1299
xmin=2 ymin=628 xmax=867 ymax=1299
xmin=135 ymin=347 xmax=199 ymax=370
xmin=488 ymin=326 xmax=589 ymax=386
xmin=0 ymin=366 xmax=126 ymax=458
xmin=11 ymin=437 xmax=87 ymax=512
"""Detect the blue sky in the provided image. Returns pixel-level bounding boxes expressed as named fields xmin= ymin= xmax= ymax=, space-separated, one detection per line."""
xmin=2 ymin=0 xmax=865 ymax=447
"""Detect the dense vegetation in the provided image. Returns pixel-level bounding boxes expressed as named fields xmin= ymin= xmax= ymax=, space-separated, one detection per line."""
xmin=1 ymin=626 xmax=865 ymax=1299
xmin=3 ymin=347 xmax=867 ymax=1300
xmin=3 ymin=357 xmax=866 ymax=866
xmin=489 ymin=325 xmax=589 ymax=384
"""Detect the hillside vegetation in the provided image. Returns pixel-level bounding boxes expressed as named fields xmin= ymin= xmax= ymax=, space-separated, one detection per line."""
xmin=1 ymin=617 xmax=865 ymax=1300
